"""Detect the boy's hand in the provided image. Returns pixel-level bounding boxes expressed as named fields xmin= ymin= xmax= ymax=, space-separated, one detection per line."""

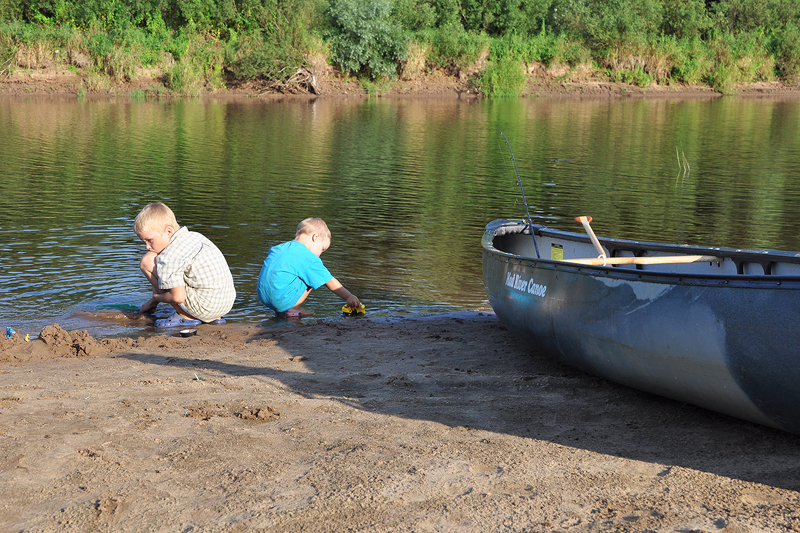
xmin=139 ymin=297 xmax=158 ymax=314
xmin=345 ymin=295 xmax=361 ymax=309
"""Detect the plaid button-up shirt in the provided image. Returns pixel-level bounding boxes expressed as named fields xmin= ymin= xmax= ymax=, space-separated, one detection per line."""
xmin=156 ymin=227 xmax=236 ymax=322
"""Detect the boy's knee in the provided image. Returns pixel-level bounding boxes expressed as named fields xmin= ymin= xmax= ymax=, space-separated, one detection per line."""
xmin=139 ymin=252 xmax=157 ymax=274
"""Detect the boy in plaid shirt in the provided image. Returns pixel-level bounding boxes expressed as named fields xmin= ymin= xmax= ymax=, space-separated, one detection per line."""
xmin=134 ymin=202 xmax=236 ymax=328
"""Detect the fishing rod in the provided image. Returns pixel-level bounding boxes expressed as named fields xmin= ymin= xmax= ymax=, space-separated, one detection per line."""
xmin=495 ymin=129 xmax=540 ymax=259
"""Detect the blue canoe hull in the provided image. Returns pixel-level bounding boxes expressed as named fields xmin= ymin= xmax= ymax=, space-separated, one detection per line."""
xmin=482 ymin=219 xmax=800 ymax=434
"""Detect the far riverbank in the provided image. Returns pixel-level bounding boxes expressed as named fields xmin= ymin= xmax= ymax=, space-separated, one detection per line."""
xmin=3 ymin=64 xmax=800 ymax=100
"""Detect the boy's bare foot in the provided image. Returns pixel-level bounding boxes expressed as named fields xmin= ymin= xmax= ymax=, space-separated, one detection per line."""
xmin=285 ymin=306 xmax=314 ymax=318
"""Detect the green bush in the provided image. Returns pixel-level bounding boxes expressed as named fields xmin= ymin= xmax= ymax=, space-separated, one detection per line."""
xmin=159 ymin=32 xmax=225 ymax=94
xmin=392 ymin=0 xmax=437 ymax=31
xmin=3 ymin=0 xmax=317 ymax=38
xmin=707 ymin=61 xmax=734 ymax=92
xmin=224 ymin=0 xmax=311 ymax=81
xmin=730 ymin=30 xmax=774 ymax=81
xmin=710 ymin=0 xmax=800 ymax=34
xmin=0 ymin=0 xmax=22 ymax=22
xmin=660 ymin=0 xmax=711 ymax=38
xmin=85 ymin=31 xmax=115 ymax=73
xmin=491 ymin=32 xmax=528 ymax=61
xmin=706 ymin=30 xmax=773 ymax=91
xmin=476 ymin=56 xmax=526 ymax=96
xmin=550 ymin=0 xmax=662 ymax=48
xmin=458 ymin=0 xmax=499 ymax=33
xmin=490 ymin=28 xmax=562 ymax=65
xmin=3 ymin=18 xmax=74 ymax=47
xmin=225 ymin=31 xmax=305 ymax=81
xmin=424 ymin=0 xmax=460 ymax=27
xmin=770 ymin=23 xmax=800 ymax=79
xmin=164 ymin=60 xmax=204 ymax=96
xmin=458 ymin=0 xmax=551 ymax=35
xmin=419 ymin=22 xmax=488 ymax=69
xmin=551 ymin=34 xmax=591 ymax=66
xmin=327 ymin=0 xmax=407 ymax=79
xmin=610 ymin=64 xmax=653 ymax=86
xmin=512 ymin=0 xmax=553 ymax=35
xmin=667 ymin=35 xmax=712 ymax=84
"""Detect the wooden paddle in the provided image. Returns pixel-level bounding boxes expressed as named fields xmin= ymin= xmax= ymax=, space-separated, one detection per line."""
xmin=574 ymin=216 xmax=607 ymax=261
xmin=570 ymin=216 xmax=723 ymax=265
xmin=564 ymin=255 xmax=724 ymax=265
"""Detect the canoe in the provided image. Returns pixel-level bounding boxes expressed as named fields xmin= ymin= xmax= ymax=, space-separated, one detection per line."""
xmin=482 ymin=217 xmax=800 ymax=435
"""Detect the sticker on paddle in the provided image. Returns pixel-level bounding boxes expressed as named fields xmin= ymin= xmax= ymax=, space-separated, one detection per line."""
xmin=342 ymin=303 xmax=366 ymax=316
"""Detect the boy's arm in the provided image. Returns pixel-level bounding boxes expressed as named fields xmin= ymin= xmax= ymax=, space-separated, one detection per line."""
xmin=139 ymin=286 xmax=186 ymax=314
xmin=326 ymin=278 xmax=360 ymax=308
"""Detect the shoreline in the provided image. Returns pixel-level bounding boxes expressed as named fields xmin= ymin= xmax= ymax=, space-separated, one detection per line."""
xmin=1 ymin=311 xmax=799 ymax=531
xmin=3 ymin=67 xmax=800 ymax=100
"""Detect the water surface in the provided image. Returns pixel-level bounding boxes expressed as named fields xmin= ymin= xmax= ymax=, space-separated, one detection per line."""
xmin=2 ymin=94 xmax=799 ymax=337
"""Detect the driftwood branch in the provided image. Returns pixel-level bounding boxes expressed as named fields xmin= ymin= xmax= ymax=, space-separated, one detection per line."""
xmin=257 ymin=67 xmax=319 ymax=95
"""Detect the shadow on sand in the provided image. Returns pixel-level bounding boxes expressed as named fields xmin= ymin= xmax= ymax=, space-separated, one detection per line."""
xmin=120 ymin=311 xmax=800 ymax=492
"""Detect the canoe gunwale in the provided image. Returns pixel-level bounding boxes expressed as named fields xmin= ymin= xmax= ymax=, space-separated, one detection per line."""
xmin=483 ymin=219 xmax=800 ymax=288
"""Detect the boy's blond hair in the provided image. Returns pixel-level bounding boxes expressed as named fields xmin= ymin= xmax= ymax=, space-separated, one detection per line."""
xmin=295 ymin=218 xmax=331 ymax=241
xmin=134 ymin=202 xmax=180 ymax=234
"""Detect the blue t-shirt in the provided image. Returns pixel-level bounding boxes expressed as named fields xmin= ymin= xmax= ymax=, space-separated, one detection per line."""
xmin=256 ymin=240 xmax=334 ymax=313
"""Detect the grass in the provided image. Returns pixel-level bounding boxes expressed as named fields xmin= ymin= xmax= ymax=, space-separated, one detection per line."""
xmin=359 ymin=75 xmax=392 ymax=95
xmin=417 ymin=23 xmax=489 ymax=71
xmin=401 ymin=40 xmax=428 ymax=79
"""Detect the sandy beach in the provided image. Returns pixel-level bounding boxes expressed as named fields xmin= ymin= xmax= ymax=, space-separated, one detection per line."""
xmin=0 ymin=311 xmax=798 ymax=532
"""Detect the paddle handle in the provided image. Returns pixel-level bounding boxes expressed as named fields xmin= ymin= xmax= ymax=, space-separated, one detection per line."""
xmin=575 ymin=216 xmax=607 ymax=259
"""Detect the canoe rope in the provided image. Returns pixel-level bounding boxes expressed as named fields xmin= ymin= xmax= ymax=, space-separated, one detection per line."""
xmin=495 ymin=130 xmax=540 ymax=259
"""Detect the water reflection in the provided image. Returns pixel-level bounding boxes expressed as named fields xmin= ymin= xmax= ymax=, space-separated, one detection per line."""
xmin=1 ymin=95 xmax=800 ymax=337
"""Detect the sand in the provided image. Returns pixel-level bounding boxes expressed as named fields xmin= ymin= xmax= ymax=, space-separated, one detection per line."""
xmin=0 ymin=311 xmax=798 ymax=532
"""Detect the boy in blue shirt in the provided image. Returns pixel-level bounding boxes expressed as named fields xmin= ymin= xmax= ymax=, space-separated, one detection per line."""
xmin=257 ymin=218 xmax=361 ymax=317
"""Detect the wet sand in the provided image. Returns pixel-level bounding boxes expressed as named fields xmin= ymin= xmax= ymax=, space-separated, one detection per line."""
xmin=0 ymin=312 xmax=799 ymax=532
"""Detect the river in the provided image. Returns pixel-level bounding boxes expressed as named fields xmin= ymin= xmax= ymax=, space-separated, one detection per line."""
xmin=1 ymin=94 xmax=799 ymax=337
